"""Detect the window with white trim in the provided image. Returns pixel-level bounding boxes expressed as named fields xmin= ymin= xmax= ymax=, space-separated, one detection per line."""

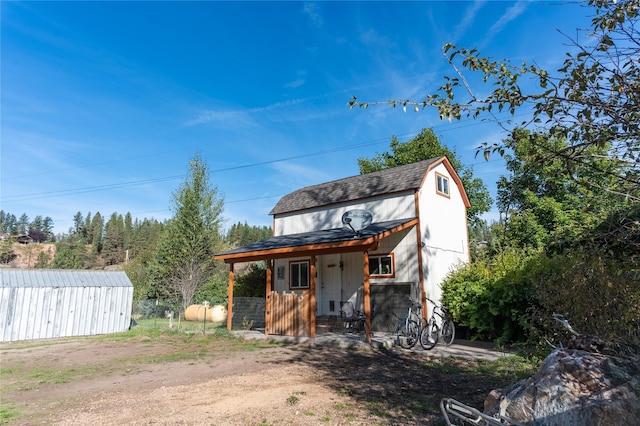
xmin=369 ymin=254 xmax=394 ymax=278
xmin=289 ymin=261 xmax=309 ymax=289
xmin=436 ymin=173 xmax=450 ymax=196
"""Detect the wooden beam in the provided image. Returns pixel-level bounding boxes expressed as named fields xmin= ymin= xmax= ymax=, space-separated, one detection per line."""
xmin=215 ymin=219 xmax=417 ymax=264
xmin=265 ymin=259 xmax=273 ymax=336
xmin=363 ymin=251 xmax=372 ymax=343
xmin=310 ymin=256 xmax=317 ymax=338
xmin=226 ymin=264 xmax=235 ymax=331
xmin=217 ymin=241 xmax=381 ymax=263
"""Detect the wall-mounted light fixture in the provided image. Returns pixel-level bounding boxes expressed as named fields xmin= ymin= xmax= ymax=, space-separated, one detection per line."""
xmin=339 ymin=260 xmax=344 ymax=271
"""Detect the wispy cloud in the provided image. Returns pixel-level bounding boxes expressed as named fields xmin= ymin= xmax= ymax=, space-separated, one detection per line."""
xmin=480 ymin=1 xmax=529 ymax=48
xmin=185 ymin=109 xmax=257 ymax=128
xmin=284 ymin=78 xmax=305 ymax=88
xmin=452 ymin=1 xmax=486 ymax=43
xmin=303 ymin=2 xmax=322 ymax=29
xmin=270 ymin=161 xmax=329 ymax=189
xmin=359 ymin=27 xmax=395 ymax=52
xmin=284 ymin=70 xmax=307 ymax=89
xmin=186 ymin=91 xmax=344 ymax=128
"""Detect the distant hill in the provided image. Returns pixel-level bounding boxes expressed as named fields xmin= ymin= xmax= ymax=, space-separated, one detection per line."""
xmin=0 ymin=241 xmax=123 ymax=270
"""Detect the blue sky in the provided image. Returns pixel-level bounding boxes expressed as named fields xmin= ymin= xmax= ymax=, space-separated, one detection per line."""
xmin=1 ymin=1 xmax=594 ymax=235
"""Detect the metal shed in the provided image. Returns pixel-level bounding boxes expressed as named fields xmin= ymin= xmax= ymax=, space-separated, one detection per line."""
xmin=0 ymin=269 xmax=134 ymax=342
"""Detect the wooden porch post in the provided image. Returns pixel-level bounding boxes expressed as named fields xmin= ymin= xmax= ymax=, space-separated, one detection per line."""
xmin=226 ymin=263 xmax=235 ymax=331
xmin=363 ymin=251 xmax=372 ymax=343
xmin=310 ymin=255 xmax=317 ymax=338
xmin=265 ymin=259 xmax=273 ymax=336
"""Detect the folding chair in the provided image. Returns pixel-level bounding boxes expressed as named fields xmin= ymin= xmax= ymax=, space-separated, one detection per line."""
xmin=339 ymin=301 xmax=365 ymax=333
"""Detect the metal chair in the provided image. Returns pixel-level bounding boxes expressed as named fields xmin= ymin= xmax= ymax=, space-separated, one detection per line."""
xmin=339 ymin=301 xmax=365 ymax=333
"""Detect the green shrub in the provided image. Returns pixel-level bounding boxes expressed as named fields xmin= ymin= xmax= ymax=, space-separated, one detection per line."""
xmin=442 ymin=249 xmax=538 ymax=344
xmin=442 ymin=248 xmax=640 ymax=353
xmin=194 ymin=273 xmax=229 ymax=306
xmin=526 ymin=253 xmax=640 ymax=349
xmin=234 ymin=261 xmax=267 ymax=297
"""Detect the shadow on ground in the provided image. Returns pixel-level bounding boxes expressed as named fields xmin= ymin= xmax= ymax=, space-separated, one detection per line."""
xmin=269 ymin=342 xmax=523 ymax=424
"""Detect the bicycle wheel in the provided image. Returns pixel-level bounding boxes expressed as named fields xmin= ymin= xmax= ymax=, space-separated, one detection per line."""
xmin=398 ymin=320 xmax=419 ymax=349
xmin=420 ymin=320 xmax=439 ymax=350
xmin=441 ymin=320 xmax=455 ymax=346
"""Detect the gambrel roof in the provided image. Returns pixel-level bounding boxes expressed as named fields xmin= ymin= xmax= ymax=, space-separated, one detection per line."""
xmin=270 ymin=156 xmax=468 ymax=215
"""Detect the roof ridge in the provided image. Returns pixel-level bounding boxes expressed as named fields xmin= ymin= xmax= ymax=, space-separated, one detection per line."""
xmin=293 ymin=156 xmax=443 ymax=192
xmin=270 ymin=156 xmax=444 ymax=215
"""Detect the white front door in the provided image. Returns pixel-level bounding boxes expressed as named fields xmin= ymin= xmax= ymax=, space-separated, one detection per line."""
xmin=320 ymin=254 xmax=342 ymax=316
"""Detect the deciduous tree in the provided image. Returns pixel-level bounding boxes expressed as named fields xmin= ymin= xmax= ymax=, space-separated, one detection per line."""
xmin=358 ymin=128 xmax=492 ymax=227
xmin=350 ymin=0 xmax=638 ymax=203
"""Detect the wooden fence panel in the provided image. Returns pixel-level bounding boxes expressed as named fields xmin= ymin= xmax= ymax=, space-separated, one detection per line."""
xmin=267 ymin=291 xmax=308 ymax=337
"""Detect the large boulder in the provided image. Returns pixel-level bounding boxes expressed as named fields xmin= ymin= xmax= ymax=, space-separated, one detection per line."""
xmin=484 ymin=348 xmax=640 ymax=425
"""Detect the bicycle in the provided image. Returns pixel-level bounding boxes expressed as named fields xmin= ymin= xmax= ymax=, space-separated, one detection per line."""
xmin=394 ymin=297 xmax=435 ymax=350
xmin=424 ymin=297 xmax=455 ymax=346
xmin=420 ymin=309 xmax=439 ymax=350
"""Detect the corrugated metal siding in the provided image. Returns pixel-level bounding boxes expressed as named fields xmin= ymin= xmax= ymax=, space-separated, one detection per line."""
xmin=0 ymin=269 xmax=133 ymax=342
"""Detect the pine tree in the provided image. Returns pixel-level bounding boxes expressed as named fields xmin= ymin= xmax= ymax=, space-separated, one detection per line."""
xmin=151 ymin=152 xmax=224 ymax=309
xmin=103 ymin=213 xmax=125 ymax=265
xmin=42 ymin=217 xmax=54 ymax=242
xmin=84 ymin=212 xmax=93 ymax=244
xmin=0 ymin=239 xmax=15 ymax=264
xmin=90 ymin=212 xmax=104 ymax=255
xmin=72 ymin=212 xmax=83 ymax=237
xmin=17 ymin=214 xmax=29 ymax=235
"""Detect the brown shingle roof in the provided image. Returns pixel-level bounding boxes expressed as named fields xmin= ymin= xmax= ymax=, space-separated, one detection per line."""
xmin=269 ymin=156 xmax=443 ymax=215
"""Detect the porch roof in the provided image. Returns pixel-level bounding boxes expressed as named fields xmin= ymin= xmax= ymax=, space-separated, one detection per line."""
xmin=215 ymin=218 xmax=418 ymax=263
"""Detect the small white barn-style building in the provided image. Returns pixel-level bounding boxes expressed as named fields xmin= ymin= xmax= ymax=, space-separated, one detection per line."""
xmin=215 ymin=156 xmax=470 ymax=342
xmin=0 ymin=269 xmax=134 ymax=342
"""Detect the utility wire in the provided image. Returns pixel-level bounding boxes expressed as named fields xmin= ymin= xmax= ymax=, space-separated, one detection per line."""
xmin=1 ymin=118 xmax=510 ymax=204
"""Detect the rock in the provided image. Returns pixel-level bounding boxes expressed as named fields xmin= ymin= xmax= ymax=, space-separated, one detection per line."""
xmin=485 ymin=349 xmax=640 ymax=425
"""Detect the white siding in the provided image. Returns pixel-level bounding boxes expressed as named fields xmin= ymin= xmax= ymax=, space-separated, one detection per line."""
xmin=339 ymin=251 xmax=364 ymax=307
xmin=419 ymin=163 xmax=469 ymax=306
xmin=273 ymin=257 xmax=309 ymax=295
xmin=274 ymin=192 xmax=415 ymax=236
xmin=368 ymin=226 xmax=420 ymax=285
xmin=0 ymin=269 xmax=134 ymax=342
xmin=267 ymin=159 xmax=469 ymax=322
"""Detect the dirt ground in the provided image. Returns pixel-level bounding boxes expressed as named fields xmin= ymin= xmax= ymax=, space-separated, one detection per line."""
xmin=0 ymin=333 xmax=521 ymax=425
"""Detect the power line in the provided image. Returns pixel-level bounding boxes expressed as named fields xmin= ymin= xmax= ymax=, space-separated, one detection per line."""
xmin=2 ymin=135 xmax=392 ymax=203
xmin=1 ymin=118 xmax=510 ymax=204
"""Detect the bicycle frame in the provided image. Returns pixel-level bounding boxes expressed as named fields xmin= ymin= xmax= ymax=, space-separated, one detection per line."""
xmin=408 ymin=298 xmax=423 ymax=325
xmin=394 ymin=297 xmax=424 ymax=349
xmin=427 ymin=297 xmax=448 ymax=328
xmin=440 ymin=398 xmax=524 ymax=426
